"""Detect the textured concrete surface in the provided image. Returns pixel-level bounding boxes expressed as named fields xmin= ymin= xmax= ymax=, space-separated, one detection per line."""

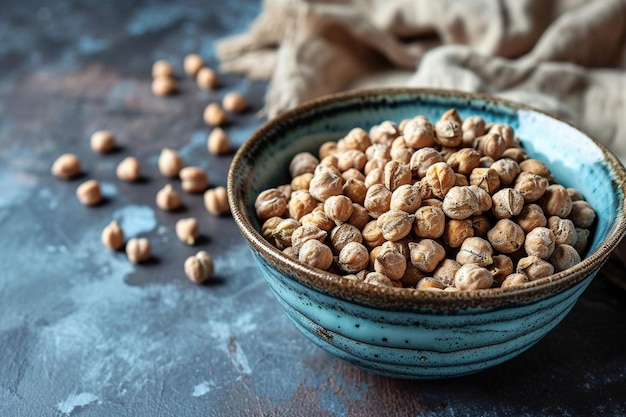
xmin=1 ymin=1 xmax=625 ymax=416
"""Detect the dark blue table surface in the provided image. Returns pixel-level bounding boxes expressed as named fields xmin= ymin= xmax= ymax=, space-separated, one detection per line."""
xmin=1 ymin=1 xmax=626 ymax=416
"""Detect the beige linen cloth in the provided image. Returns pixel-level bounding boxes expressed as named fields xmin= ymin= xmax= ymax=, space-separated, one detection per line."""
xmin=217 ymin=0 xmax=626 ymax=160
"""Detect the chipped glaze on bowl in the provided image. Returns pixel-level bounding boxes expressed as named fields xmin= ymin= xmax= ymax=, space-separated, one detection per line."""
xmin=227 ymin=89 xmax=626 ymax=379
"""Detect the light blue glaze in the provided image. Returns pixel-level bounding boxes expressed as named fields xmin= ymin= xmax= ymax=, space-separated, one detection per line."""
xmin=231 ymin=90 xmax=626 ymax=379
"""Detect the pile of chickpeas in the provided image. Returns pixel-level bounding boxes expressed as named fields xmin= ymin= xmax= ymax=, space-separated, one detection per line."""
xmin=255 ymin=109 xmax=597 ymax=291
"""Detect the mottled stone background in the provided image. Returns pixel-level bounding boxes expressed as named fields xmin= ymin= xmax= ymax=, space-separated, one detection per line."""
xmin=0 ymin=1 xmax=625 ymax=416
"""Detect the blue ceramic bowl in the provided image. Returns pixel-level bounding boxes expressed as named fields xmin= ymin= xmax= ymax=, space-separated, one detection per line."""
xmin=227 ymin=89 xmax=626 ymax=379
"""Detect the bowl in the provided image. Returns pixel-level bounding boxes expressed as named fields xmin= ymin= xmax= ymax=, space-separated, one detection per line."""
xmin=227 ymin=88 xmax=626 ymax=379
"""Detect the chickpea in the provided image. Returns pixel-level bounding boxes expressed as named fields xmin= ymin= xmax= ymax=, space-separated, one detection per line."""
xmin=126 ymin=237 xmax=151 ymax=264
xmin=272 ymin=218 xmax=301 ymax=249
xmin=461 ymin=116 xmax=485 ymax=145
xmin=488 ymin=254 xmax=514 ymax=285
xmin=400 ymin=263 xmax=428 ymax=288
xmin=454 ymin=264 xmax=493 ymax=290
xmin=290 ymin=152 xmax=319 ymax=177
xmin=156 ymin=184 xmax=182 ymax=211
xmin=568 ymin=200 xmax=596 ymax=228
xmin=90 ymin=130 xmax=116 ymax=153
xmin=152 ymin=60 xmax=174 ymax=78
xmin=184 ymin=53 xmax=205 ymax=77
xmin=338 ymin=241 xmax=369 ymax=273
xmin=425 ymin=162 xmax=456 ymax=198
xmin=204 ymin=186 xmax=230 ymax=216
xmin=364 ymin=184 xmax=392 ymax=219
xmin=515 ymin=203 xmax=547 ymax=233
xmin=184 ymin=251 xmax=214 ymax=284
xmin=469 ymin=167 xmax=500 ymax=195
xmin=487 ymin=219 xmax=525 ymax=254
xmin=443 ymin=219 xmax=474 ymax=248
xmin=255 ymin=188 xmax=287 ymax=221
xmin=158 ymin=148 xmax=185 ymax=178
xmin=500 ymin=273 xmax=529 ymax=288
xmin=374 ymin=246 xmax=407 ymax=280
xmin=413 ymin=205 xmax=445 ymax=239
xmin=203 ymin=103 xmax=228 ymax=127
xmin=116 ymin=156 xmax=141 ymax=182
xmin=456 ymin=237 xmax=493 ymax=267
xmin=207 ymin=128 xmax=231 ymax=155
xmin=519 ymin=159 xmax=551 ymax=178
xmin=197 ymin=67 xmax=218 ymax=90
xmin=434 ymin=115 xmax=462 ymax=147
xmin=343 ymin=178 xmax=368 ymax=205
xmin=309 ymin=172 xmax=343 ymax=202
xmin=76 ymin=179 xmax=103 ymax=206
xmin=416 ymin=277 xmax=446 ymax=291
xmin=409 ymin=147 xmax=443 ymax=178
xmin=337 ymin=149 xmax=367 ymax=172
xmin=402 ymin=117 xmax=435 ymax=149
xmin=390 ymin=184 xmax=421 ymax=213
xmin=491 ymin=188 xmax=524 ymax=219
xmin=384 ymin=160 xmax=412 ymax=191
xmin=292 ymin=173 xmax=314 ymax=191
xmin=490 ymin=158 xmax=520 ymax=185
xmin=330 ymin=223 xmax=363 ymax=253
xmin=447 ymin=148 xmax=481 ymax=176
xmin=52 ymin=153 xmax=81 ymax=179
xmin=539 ymin=184 xmax=572 ymax=218
xmin=176 ymin=217 xmax=200 ymax=245
xmin=516 ymin=255 xmax=554 ymax=280
xmin=102 ymin=220 xmax=124 ymax=250
xmin=151 ymin=76 xmax=178 ymax=96
xmin=180 ymin=166 xmax=209 ymax=193
xmin=433 ymin=259 xmax=461 ymax=287
xmin=343 ymin=127 xmax=372 ymax=152
xmin=547 ymin=216 xmax=577 ymax=246
xmin=475 ymin=132 xmax=506 ymax=160
xmin=324 ymin=195 xmax=354 ymax=223
xmin=364 ymin=272 xmax=394 ymax=288
xmin=362 ymin=220 xmax=386 ymax=249
xmin=298 ymin=239 xmax=333 ymax=270
xmin=370 ymin=121 xmax=400 ymax=146
xmin=291 ymin=225 xmax=328 ymax=253
xmin=514 ymin=171 xmax=548 ymax=202
xmin=549 ymin=244 xmax=581 ymax=272
xmin=442 ymin=186 xmax=480 ymax=220
xmin=409 ymin=239 xmax=446 ymax=273
xmin=222 ymin=92 xmax=248 ymax=113
xmin=301 ymin=207 xmax=335 ymax=232
xmin=524 ymin=227 xmax=556 ymax=259
xmin=377 ymin=209 xmax=414 ymax=242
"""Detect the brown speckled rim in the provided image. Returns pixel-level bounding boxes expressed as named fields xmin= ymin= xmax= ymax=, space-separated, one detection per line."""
xmin=227 ymin=88 xmax=626 ymax=311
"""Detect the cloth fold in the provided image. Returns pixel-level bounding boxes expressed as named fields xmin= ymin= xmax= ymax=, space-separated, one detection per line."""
xmin=217 ymin=0 xmax=626 ymax=159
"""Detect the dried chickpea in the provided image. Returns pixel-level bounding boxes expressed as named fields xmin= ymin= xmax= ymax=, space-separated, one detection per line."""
xmin=158 ymin=148 xmax=185 ymax=178
xmin=384 ymin=160 xmax=411 ymax=191
xmin=447 ymin=148 xmax=481 ymax=176
xmin=549 ymin=244 xmax=581 ymax=272
xmin=152 ymin=60 xmax=174 ymax=78
xmin=283 ymin=247 xmax=297 ymax=259
xmin=151 ymin=76 xmax=178 ymax=96
xmin=487 ymin=219 xmax=525 ymax=253
xmin=364 ymin=272 xmax=394 ymax=287
xmin=197 ymin=67 xmax=218 ymax=90
xmin=365 ymin=143 xmax=391 ymax=161
xmin=330 ymin=223 xmax=363 ymax=253
xmin=491 ymin=188 xmax=524 ymax=219
xmin=425 ymin=162 xmax=456 ymax=198
xmin=443 ymin=219 xmax=474 ymax=248
xmin=180 ymin=166 xmax=209 ymax=193
xmin=207 ymin=128 xmax=231 ymax=155
xmin=390 ymin=184 xmax=421 ymax=213
xmin=471 ymin=215 xmax=491 ymax=237
xmin=377 ymin=209 xmax=414 ymax=241
xmin=547 ymin=216 xmax=577 ymax=246
xmin=461 ymin=116 xmax=485 ymax=145
xmin=516 ymin=203 xmax=547 ymax=233
xmin=469 ymin=167 xmax=500 ymax=195
xmin=434 ymin=113 xmax=462 ymax=147
xmin=90 ymin=130 xmax=116 ymax=153
xmin=156 ymin=184 xmax=182 ymax=211
xmin=487 ymin=123 xmax=516 ymax=148
xmin=468 ymin=185 xmax=492 ymax=214
xmin=514 ymin=171 xmax=548 ymax=202
xmin=490 ymin=158 xmax=520 ymax=185
xmin=343 ymin=127 xmax=372 ymax=152
xmin=456 ymin=237 xmax=493 ymax=267
xmin=291 ymin=225 xmax=327 ymax=253
xmin=301 ymin=207 xmax=335 ymax=232
xmin=374 ymin=246 xmax=407 ymax=280
xmin=567 ymin=188 xmax=585 ymax=202
xmin=203 ymin=103 xmax=228 ymax=127
xmin=573 ymin=228 xmax=591 ymax=255
xmin=516 ymin=255 xmax=554 ymax=280
xmin=204 ymin=186 xmax=230 ymax=216
xmin=254 ymin=188 xmax=287 ymax=220
xmin=409 ymin=147 xmax=443 ymax=178
xmin=126 ymin=237 xmax=151 ymax=264
xmin=409 ymin=239 xmax=445 ymax=273
xmin=454 ymin=264 xmax=493 ymax=290
xmin=341 ymin=168 xmax=365 ymax=182
xmin=176 ymin=217 xmax=200 ymax=245
xmin=413 ymin=205 xmax=445 ymax=239
xmin=399 ymin=263 xmax=428 ymax=288
xmin=502 ymin=147 xmax=528 ymax=163
xmin=433 ymin=259 xmax=461 ymax=287
xmin=277 ymin=184 xmax=292 ymax=201
xmin=262 ymin=217 xmax=283 ymax=241
xmin=288 ymin=190 xmax=317 ymax=221
xmin=475 ymin=132 xmax=506 ymax=160
xmin=454 ymin=173 xmax=469 ymax=187
xmin=479 ymin=156 xmax=495 ymax=168
xmin=272 ymin=218 xmax=300 ymax=249
xmin=324 ymin=195 xmax=353 ymax=223
xmin=442 ymin=186 xmax=480 ymax=220
xmin=76 ymin=179 xmax=103 ymax=206
xmin=370 ymin=121 xmax=400 ymax=146
xmin=501 ymin=273 xmax=529 ymax=288
xmin=116 ymin=156 xmax=141 ymax=182
xmin=52 ymin=153 xmax=81 ymax=179
xmin=525 ymin=227 xmax=556 ymax=259
xmin=102 ymin=220 xmax=124 ymax=250
xmin=222 ymin=92 xmax=248 ymax=113
xmin=298 ymin=239 xmax=333 ymax=270
xmin=337 ymin=149 xmax=367 ymax=172
xmin=539 ymin=184 xmax=572 ymax=218
xmin=184 ymin=53 xmax=204 ymax=77
xmin=403 ymin=118 xmax=435 ymax=149
xmin=362 ymin=220 xmax=385 ymax=249
xmin=309 ymin=172 xmax=343 ymax=202
xmin=184 ymin=251 xmax=214 ymax=284
xmin=364 ymin=184 xmax=392 ymax=219
xmin=347 ymin=203 xmax=370 ymax=230
xmin=488 ymin=254 xmax=514 ymax=285
xmin=364 ymin=167 xmax=385 ymax=188
xmin=519 ymin=159 xmax=551 ymax=178
xmin=343 ymin=178 xmax=368 ymax=205
xmin=319 ymin=141 xmax=338 ymax=159
xmin=568 ymin=200 xmax=596 ymax=228
xmin=291 ymin=173 xmax=314 ymax=192
xmin=338 ymin=241 xmax=369 ymax=273
xmin=315 ymin=162 xmax=342 ymax=178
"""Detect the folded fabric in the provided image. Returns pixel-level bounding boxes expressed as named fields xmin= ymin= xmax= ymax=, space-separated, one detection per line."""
xmin=216 ymin=0 xmax=626 ymax=160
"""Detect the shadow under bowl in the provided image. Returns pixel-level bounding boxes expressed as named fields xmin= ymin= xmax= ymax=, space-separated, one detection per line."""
xmin=228 ymin=88 xmax=626 ymax=379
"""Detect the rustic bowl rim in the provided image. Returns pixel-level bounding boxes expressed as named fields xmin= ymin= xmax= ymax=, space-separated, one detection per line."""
xmin=227 ymin=87 xmax=626 ymax=311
